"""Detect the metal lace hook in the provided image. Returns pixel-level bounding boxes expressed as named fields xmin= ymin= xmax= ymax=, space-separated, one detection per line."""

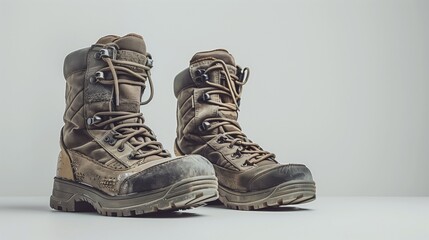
xmin=241 ymin=67 xmax=250 ymax=85
xmin=140 ymin=54 xmax=154 ymax=105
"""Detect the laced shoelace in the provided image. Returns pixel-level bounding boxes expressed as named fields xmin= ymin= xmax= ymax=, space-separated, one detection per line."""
xmin=199 ymin=60 xmax=276 ymax=165
xmin=89 ymin=44 xmax=170 ymax=160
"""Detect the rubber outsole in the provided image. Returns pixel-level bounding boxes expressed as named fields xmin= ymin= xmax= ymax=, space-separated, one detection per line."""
xmin=50 ymin=175 xmax=219 ymax=216
xmin=218 ymin=180 xmax=316 ymax=210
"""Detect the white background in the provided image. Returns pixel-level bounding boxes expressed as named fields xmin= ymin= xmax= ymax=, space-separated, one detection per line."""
xmin=1 ymin=0 xmax=428 ymax=197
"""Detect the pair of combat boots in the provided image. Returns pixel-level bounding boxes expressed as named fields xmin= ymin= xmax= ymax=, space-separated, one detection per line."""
xmin=50 ymin=33 xmax=316 ymax=216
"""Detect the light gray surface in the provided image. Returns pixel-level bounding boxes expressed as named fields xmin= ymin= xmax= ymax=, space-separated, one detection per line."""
xmin=0 ymin=197 xmax=428 ymax=240
xmin=1 ymin=0 xmax=429 ymax=196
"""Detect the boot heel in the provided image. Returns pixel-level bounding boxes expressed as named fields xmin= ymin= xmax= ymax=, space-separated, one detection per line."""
xmin=50 ymin=178 xmax=94 ymax=212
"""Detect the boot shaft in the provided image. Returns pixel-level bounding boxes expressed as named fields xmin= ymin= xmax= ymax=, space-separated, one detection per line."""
xmin=63 ymin=34 xmax=151 ymax=133
xmin=61 ymin=34 xmax=168 ymax=178
xmin=174 ymin=49 xmax=277 ymax=169
xmin=63 ymin=34 xmax=155 ymax=146
xmin=174 ymin=49 xmax=247 ymax=150
xmin=51 ymin=34 xmax=220 ymax=209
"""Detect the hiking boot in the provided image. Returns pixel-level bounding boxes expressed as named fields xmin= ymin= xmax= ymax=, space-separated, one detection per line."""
xmin=50 ymin=34 xmax=218 ymax=216
xmin=173 ymin=49 xmax=315 ymax=210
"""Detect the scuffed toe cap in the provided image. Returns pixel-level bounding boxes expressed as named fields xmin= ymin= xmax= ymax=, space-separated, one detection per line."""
xmin=249 ymin=164 xmax=314 ymax=191
xmin=120 ymin=155 xmax=215 ymax=195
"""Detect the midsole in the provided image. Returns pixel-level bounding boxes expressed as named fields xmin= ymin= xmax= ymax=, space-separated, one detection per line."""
xmin=51 ymin=175 xmax=218 ymax=209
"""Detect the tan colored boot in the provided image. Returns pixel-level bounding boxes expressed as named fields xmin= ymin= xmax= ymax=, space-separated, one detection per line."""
xmin=174 ymin=49 xmax=315 ymax=210
xmin=50 ymin=34 xmax=218 ymax=216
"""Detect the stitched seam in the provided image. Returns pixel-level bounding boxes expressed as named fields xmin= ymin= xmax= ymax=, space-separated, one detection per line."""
xmin=68 ymin=105 xmax=83 ymax=122
xmin=178 ymin=93 xmax=193 ymax=110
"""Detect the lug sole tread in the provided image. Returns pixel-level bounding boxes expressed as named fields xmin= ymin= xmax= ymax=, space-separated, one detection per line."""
xmin=218 ymin=181 xmax=316 ymax=210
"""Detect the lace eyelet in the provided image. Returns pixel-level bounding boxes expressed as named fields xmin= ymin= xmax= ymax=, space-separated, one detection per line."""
xmin=87 ymin=116 xmax=102 ymax=126
xmin=146 ymin=58 xmax=154 ymax=68
xmin=199 ymin=121 xmax=211 ymax=132
xmin=95 ymin=71 xmax=104 ymax=80
xmin=200 ymin=92 xmax=211 ymax=102
xmin=216 ymin=137 xmax=225 ymax=144
xmin=241 ymin=161 xmax=252 ymax=167
xmin=200 ymin=74 xmax=209 ymax=81
xmin=94 ymin=47 xmax=117 ymax=60
xmin=195 ymin=69 xmax=205 ymax=75
xmin=231 ymin=151 xmax=242 ymax=159
xmin=117 ymin=146 xmax=125 ymax=152
xmin=89 ymin=76 xmax=97 ymax=84
xmin=195 ymin=69 xmax=209 ymax=82
xmin=227 ymin=145 xmax=233 ymax=149
xmin=103 ymin=136 xmax=117 ymax=146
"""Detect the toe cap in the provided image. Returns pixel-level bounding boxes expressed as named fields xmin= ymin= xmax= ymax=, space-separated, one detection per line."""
xmin=249 ymin=164 xmax=314 ymax=191
xmin=120 ymin=155 xmax=215 ymax=194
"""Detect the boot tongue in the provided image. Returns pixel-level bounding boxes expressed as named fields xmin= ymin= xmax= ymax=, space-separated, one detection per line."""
xmin=190 ymin=49 xmax=235 ymax=65
xmin=97 ymin=33 xmax=146 ymax=54
xmin=97 ymin=34 xmax=147 ymax=113
xmin=112 ymin=33 xmax=147 ymax=54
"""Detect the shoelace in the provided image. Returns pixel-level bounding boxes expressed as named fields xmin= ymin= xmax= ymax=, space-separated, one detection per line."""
xmin=200 ymin=60 xmax=276 ymax=165
xmin=89 ymin=44 xmax=170 ymax=160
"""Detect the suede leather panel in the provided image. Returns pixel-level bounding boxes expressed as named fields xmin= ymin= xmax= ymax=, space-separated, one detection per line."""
xmin=63 ymin=47 xmax=90 ymax=79
xmin=56 ymin=149 xmax=75 ymax=181
xmin=63 ymin=65 xmax=91 ymax=150
xmin=68 ymin=149 xmax=173 ymax=196
xmin=95 ymin=131 xmax=142 ymax=168
xmin=174 ymin=68 xmax=194 ymax=97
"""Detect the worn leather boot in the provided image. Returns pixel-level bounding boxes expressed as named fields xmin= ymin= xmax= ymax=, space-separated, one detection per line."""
xmin=174 ymin=49 xmax=316 ymax=210
xmin=50 ymin=34 xmax=218 ymax=216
